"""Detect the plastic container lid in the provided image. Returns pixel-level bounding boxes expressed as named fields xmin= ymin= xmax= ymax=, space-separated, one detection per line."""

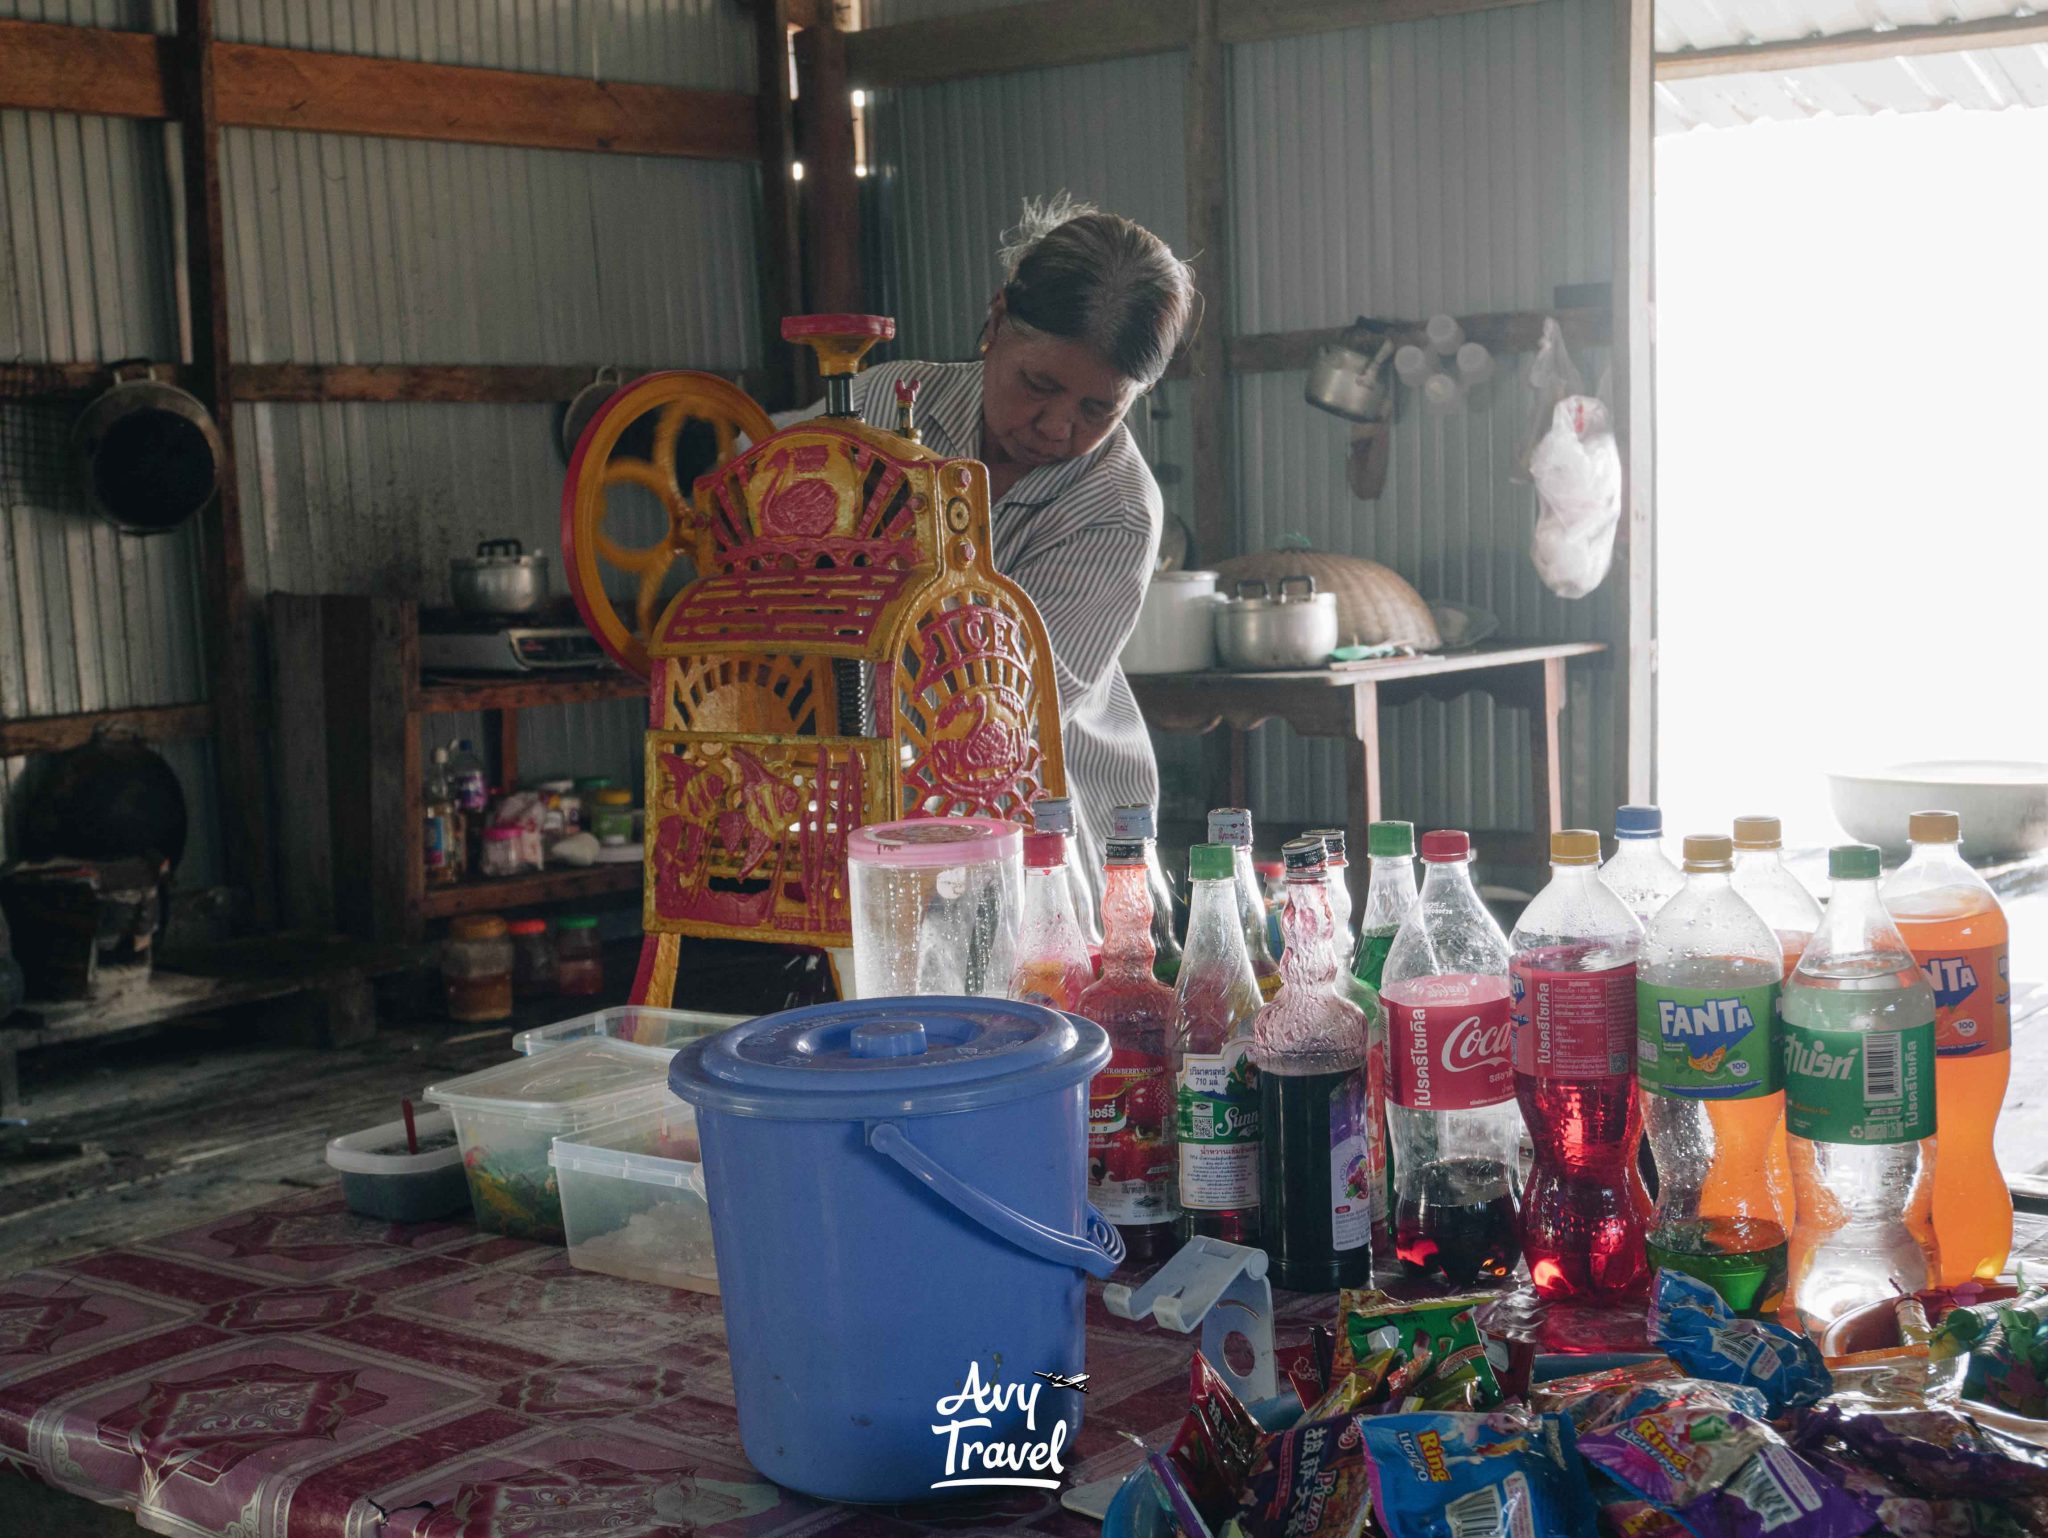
xmin=1909 ymin=810 xmax=1961 ymax=843
xmin=669 ymin=997 xmax=1108 ymax=1120
xmin=425 ymin=1039 xmax=670 ymax=1131
xmin=450 ymin=914 xmax=509 ymax=940
xmin=507 ymin=918 xmax=548 ymax=936
xmin=549 ymin=1104 xmax=702 ymax=1187
xmin=576 ymin=777 xmax=616 ymax=790
xmin=846 ymin=816 xmax=1021 ymax=867
xmin=595 ymin=788 xmax=633 ymax=806
xmin=513 ymin=1005 xmax=743 ymax=1059
xmin=483 ymin=826 xmax=519 ymax=843
xmin=1207 ymin=808 xmax=1252 ymax=846
xmin=1420 ymin=829 xmax=1470 ymax=863
xmin=326 ymin=1109 xmax=463 ymax=1174
xmin=1189 ymin=842 xmax=1234 ymax=881
xmin=1369 ymin=820 xmax=1416 ymax=858
xmin=1732 ymin=815 xmax=1782 ymax=850
xmin=1022 ymin=830 xmax=1067 ymax=870
xmin=1683 ymin=834 xmax=1733 ymax=870
xmin=1615 ymin=804 xmax=1663 ymax=837
xmin=1031 ymin=797 xmax=1075 ymax=836
xmin=559 ymin=914 xmax=599 ymax=930
xmin=1830 ymin=843 xmax=1881 ymax=881
xmin=1551 ymin=829 xmax=1602 ymax=866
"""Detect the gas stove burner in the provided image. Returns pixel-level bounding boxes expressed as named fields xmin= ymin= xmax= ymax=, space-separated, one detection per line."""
xmin=419 ymin=608 xmax=614 ymax=675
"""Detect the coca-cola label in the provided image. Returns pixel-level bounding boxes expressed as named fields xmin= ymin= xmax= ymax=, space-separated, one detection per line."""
xmin=1511 ymin=963 xmax=1636 ymax=1078
xmin=1387 ymin=980 xmax=1514 ymax=1110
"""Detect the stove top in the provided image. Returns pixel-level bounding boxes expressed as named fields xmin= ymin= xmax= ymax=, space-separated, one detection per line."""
xmin=418 ymin=607 xmax=611 ymax=673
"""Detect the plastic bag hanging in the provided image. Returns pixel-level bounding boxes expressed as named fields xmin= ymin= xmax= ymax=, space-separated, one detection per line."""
xmin=1528 ymin=395 xmax=1623 ymax=599
xmin=1513 ymin=317 xmax=1585 ymax=482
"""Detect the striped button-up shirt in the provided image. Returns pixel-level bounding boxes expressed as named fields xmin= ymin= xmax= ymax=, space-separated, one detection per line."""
xmin=840 ymin=359 xmax=1163 ymax=906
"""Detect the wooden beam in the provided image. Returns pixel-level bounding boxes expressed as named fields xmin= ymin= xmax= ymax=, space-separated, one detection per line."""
xmin=0 ymin=18 xmax=756 ymax=160
xmin=0 ymin=361 xmax=764 ymax=405
xmin=1655 ymin=12 xmax=2048 ymax=80
xmin=0 ymin=703 xmax=214 ymax=758
xmin=757 ymin=0 xmax=805 ymax=407
xmin=1614 ymin=0 xmax=1655 ymax=807
xmin=795 ymin=14 xmax=863 ymax=315
xmin=1227 ymin=307 xmax=1612 ymax=374
xmin=1186 ymin=0 xmax=1233 ymax=567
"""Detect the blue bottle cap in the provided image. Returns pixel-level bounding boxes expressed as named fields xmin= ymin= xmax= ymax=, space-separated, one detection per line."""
xmin=1615 ymin=805 xmax=1662 ymax=837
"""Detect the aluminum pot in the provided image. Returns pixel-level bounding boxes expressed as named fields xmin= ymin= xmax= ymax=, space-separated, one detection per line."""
xmin=450 ymin=538 xmax=549 ymax=615
xmin=1304 ymin=335 xmax=1394 ymax=423
xmin=1214 ymin=575 xmax=1339 ymax=671
xmin=72 ymin=361 xmax=226 ymax=536
xmin=1122 ymin=569 xmax=1220 ymax=674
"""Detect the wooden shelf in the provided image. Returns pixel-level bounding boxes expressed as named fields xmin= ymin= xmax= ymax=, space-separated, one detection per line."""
xmin=419 ymin=862 xmax=643 ymax=920
xmin=415 ymin=671 xmax=644 ymax=715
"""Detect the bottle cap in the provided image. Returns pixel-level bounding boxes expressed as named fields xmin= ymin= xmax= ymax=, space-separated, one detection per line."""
xmin=506 ymin=918 xmax=548 ymax=936
xmin=450 ymin=914 xmax=508 ymax=940
xmin=1305 ymin=827 xmax=1347 ymax=863
xmin=1419 ymin=829 xmax=1470 ymax=863
xmin=1104 ymin=837 xmax=1147 ymax=867
xmin=1254 ymin=857 xmax=1283 ymax=879
xmin=1909 ymin=810 xmax=1961 ymax=844
xmin=1282 ymin=836 xmax=1328 ymax=876
xmin=1111 ymin=804 xmax=1155 ymax=841
xmin=1022 ymin=830 xmax=1067 ymax=869
xmin=1682 ymin=834 xmax=1733 ymax=870
xmin=1189 ymin=843 xmax=1235 ymax=881
xmin=1731 ymin=815 xmax=1782 ymax=850
xmin=1207 ymin=808 xmax=1253 ymax=846
xmin=1368 ymin=820 xmax=1415 ymax=858
xmin=1031 ymin=796 xmax=1075 ymax=836
xmin=483 ymin=826 xmax=519 ymax=842
xmin=1551 ymin=829 xmax=1602 ymax=866
xmin=1829 ymin=843 xmax=1881 ymax=881
xmin=1615 ymin=805 xmax=1662 ymax=837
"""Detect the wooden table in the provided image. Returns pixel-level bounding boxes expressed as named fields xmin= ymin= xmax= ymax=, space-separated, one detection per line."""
xmin=1129 ymin=641 xmax=1606 ymax=904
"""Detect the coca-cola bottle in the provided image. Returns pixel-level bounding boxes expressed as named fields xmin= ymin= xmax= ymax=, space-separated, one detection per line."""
xmin=1379 ymin=829 xmax=1521 ymax=1285
xmin=1078 ymin=833 xmax=1179 ymax=1262
xmin=1254 ymin=837 xmax=1373 ymax=1290
xmin=1172 ymin=843 xmax=1263 ymax=1245
xmin=1010 ymin=829 xmax=1095 ymax=1012
xmin=1511 ymin=828 xmax=1651 ymax=1302
xmin=1208 ymin=808 xmax=1281 ymax=1001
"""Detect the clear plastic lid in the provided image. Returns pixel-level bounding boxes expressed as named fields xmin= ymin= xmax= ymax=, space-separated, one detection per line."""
xmin=512 ymin=1005 xmax=743 ymax=1059
xmin=548 ymin=1103 xmax=703 ymax=1186
xmin=845 ymin=816 xmax=1022 ymax=867
xmin=425 ymin=1039 xmax=673 ymax=1131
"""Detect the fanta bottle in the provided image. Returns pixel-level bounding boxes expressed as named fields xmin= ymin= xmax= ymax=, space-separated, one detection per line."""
xmin=1882 ymin=811 xmax=2012 ymax=1283
xmin=1511 ymin=829 xmax=1651 ymax=1302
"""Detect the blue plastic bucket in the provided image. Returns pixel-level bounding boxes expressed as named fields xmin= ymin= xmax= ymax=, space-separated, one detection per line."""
xmin=669 ymin=997 xmax=1121 ymax=1503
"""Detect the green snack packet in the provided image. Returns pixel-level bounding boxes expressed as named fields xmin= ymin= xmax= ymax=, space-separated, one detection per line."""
xmin=1333 ymin=1288 xmax=1503 ymax=1408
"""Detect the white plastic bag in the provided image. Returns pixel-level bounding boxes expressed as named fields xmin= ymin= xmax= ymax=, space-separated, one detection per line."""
xmin=1513 ymin=317 xmax=1585 ymax=482
xmin=1528 ymin=395 xmax=1623 ymax=599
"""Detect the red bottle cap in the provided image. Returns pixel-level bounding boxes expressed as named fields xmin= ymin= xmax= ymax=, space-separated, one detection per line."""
xmin=1420 ymin=829 xmax=1471 ymax=863
xmin=1022 ymin=830 xmax=1067 ymax=869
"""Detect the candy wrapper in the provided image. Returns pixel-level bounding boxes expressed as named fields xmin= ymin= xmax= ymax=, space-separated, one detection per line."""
xmin=1333 ymin=1290 xmax=1503 ymax=1409
xmin=1650 ymin=1269 xmax=1829 ymax=1416
xmin=1357 ymin=1409 xmax=1596 ymax=1538
xmin=1229 ymin=1413 xmax=1373 ymax=1538
xmin=1793 ymin=1403 xmax=2048 ymax=1538
xmin=1545 ymin=1375 xmax=1770 ymax=1432
xmin=1304 ymin=1350 xmax=1398 ymax=1422
xmin=1169 ymin=1352 xmax=1266 ymax=1525
xmin=1951 ymin=1290 xmax=2048 ymax=1418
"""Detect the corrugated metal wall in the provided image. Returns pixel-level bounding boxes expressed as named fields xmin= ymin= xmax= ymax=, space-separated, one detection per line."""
xmin=863 ymin=0 xmax=1622 ymax=839
xmin=0 ymin=1 xmax=765 ymax=884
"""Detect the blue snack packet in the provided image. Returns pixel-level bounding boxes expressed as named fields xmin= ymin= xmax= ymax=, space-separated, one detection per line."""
xmin=1357 ymin=1410 xmax=1596 ymax=1538
xmin=1650 ymin=1270 xmax=1829 ymax=1416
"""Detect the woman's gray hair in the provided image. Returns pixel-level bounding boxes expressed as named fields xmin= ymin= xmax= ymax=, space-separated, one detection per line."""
xmin=994 ymin=194 xmax=1198 ymax=388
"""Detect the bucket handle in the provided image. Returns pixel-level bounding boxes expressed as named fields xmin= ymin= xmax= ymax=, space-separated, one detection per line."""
xmin=867 ymin=1121 xmax=1125 ymax=1278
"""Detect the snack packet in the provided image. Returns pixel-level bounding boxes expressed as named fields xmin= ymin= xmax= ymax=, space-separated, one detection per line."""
xmin=1357 ymin=1410 xmax=1596 ymax=1538
xmin=1650 ymin=1269 xmax=1829 ymax=1416
xmin=1794 ymin=1402 xmax=2048 ymax=1538
xmin=1230 ymin=1413 xmax=1373 ymax=1538
xmin=1304 ymin=1350 xmax=1398 ymax=1422
xmin=1169 ymin=1352 xmax=1266 ymax=1523
xmin=1959 ymin=1291 xmax=2048 ymax=1418
xmin=1334 ymin=1289 xmax=1503 ymax=1408
xmin=1144 ymin=1448 xmax=1216 ymax=1538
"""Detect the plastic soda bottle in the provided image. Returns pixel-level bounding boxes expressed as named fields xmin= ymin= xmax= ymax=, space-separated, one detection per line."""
xmin=1354 ymin=820 xmax=1420 ymax=1245
xmin=1602 ymin=805 xmax=1684 ymax=928
xmin=1882 ymin=810 xmax=2012 ymax=1283
xmin=1730 ymin=816 xmax=1821 ymax=977
xmin=1637 ymin=834 xmax=1788 ymax=1316
xmin=1782 ymin=844 xmax=1939 ymax=1337
xmin=1172 ymin=843 xmax=1264 ymax=1246
xmin=1511 ymin=828 xmax=1651 ymax=1301
xmin=1209 ymin=808 xmax=1282 ymax=1001
xmin=1010 ymin=829 xmax=1096 ymax=1012
xmin=1112 ymin=804 xmax=1183 ymax=986
xmin=1078 ymin=833 xmax=1180 ymax=1263
xmin=1379 ymin=829 xmax=1521 ymax=1285
xmin=1254 ymin=837 xmax=1374 ymax=1290
xmin=1033 ymin=796 xmax=1101 ymax=946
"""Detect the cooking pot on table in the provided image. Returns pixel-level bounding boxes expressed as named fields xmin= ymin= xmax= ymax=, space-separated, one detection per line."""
xmin=669 ymin=997 xmax=1120 ymax=1503
xmin=1122 ymin=569 xmax=1220 ymax=674
xmin=1214 ymin=575 xmax=1340 ymax=671
xmin=72 ymin=361 xmax=226 ymax=536
xmin=449 ymin=538 xmax=549 ymax=615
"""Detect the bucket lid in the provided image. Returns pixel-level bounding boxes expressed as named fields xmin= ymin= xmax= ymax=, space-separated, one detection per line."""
xmin=845 ymin=816 xmax=1022 ymax=867
xmin=669 ymin=997 xmax=1108 ymax=1120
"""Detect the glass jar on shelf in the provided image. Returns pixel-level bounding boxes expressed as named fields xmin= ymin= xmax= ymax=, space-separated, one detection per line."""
xmin=591 ymin=788 xmax=635 ymax=846
xmin=508 ymin=918 xmax=556 ymax=997
xmin=443 ymin=914 xmax=513 ymax=1022
xmin=557 ymin=914 xmax=604 ymax=996
xmin=480 ymin=826 xmax=524 ymax=878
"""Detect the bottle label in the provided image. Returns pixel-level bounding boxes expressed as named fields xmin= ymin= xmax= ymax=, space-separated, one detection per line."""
xmin=1089 ymin=1046 xmax=1172 ymax=1224
xmin=1636 ymin=982 xmax=1781 ymax=1099
xmin=423 ymin=814 xmax=448 ymax=870
xmin=1388 ymin=988 xmax=1515 ymax=1110
xmin=1329 ymin=1068 xmax=1373 ymax=1253
xmin=1511 ymin=964 xmax=1636 ymax=1078
xmin=1909 ymin=943 xmax=2011 ymax=1056
xmin=1175 ymin=1042 xmax=1260 ymax=1211
xmin=1782 ymin=1020 xmax=1936 ymax=1145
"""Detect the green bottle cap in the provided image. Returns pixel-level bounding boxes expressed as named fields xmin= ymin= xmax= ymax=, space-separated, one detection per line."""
xmin=1829 ymin=843 xmax=1881 ymax=881
xmin=558 ymin=914 xmax=600 ymax=930
xmin=1189 ymin=842 xmax=1235 ymax=881
xmin=1368 ymin=820 xmax=1415 ymax=858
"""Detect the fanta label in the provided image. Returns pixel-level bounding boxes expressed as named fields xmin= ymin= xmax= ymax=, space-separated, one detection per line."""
xmin=1636 ymin=982 xmax=1780 ymax=1099
xmin=1908 ymin=942 xmax=2010 ymax=1056
xmin=1386 ymin=980 xmax=1514 ymax=1111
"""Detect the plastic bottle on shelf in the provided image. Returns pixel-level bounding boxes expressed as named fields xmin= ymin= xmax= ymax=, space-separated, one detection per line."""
xmin=1078 ymin=833 xmax=1180 ymax=1263
xmin=424 ymin=746 xmax=461 ymax=887
xmin=1254 ymin=838 xmax=1374 ymax=1291
xmin=1208 ymin=808 xmax=1281 ymax=1001
xmin=1353 ymin=821 xmax=1420 ymax=1247
xmin=1032 ymin=796 xmax=1100 ymax=947
xmin=1782 ymin=844 xmax=1939 ymax=1337
xmin=1172 ymin=843 xmax=1264 ymax=1247
xmin=1010 ymin=829 xmax=1095 ymax=1013
xmin=1511 ymin=829 xmax=1651 ymax=1302
xmin=1379 ymin=829 xmax=1521 ymax=1285
xmin=1638 ymin=834 xmax=1788 ymax=1316
xmin=448 ymin=739 xmax=489 ymax=818
xmin=1882 ymin=810 xmax=2012 ymax=1284
xmin=1602 ymin=804 xmax=1683 ymax=929
xmin=1112 ymin=804 xmax=1183 ymax=986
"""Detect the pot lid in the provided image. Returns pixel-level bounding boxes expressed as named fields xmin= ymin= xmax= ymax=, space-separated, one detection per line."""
xmin=454 ymin=539 xmax=547 ymax=569
xmin=669 ymin=997 xmax=1107 ymax=1119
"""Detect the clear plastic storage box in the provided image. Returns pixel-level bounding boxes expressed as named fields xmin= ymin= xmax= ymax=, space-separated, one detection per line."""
xmin=423 ymin=1040 xmax=673 ymax=1243
xmin=551 ymin=1103 xmax=718 ymax=1293
xmin=511 ymin=1005 xmax=744 ymax=1060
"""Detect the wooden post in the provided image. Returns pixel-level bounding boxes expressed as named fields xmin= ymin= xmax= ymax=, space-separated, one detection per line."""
xmin=1612 ymin=0 xmax=1656 ymax=806
xmin=1185 ymin=0 xmax=1231 ymax=568
xmin=794 ymin=7 xmax=862 ymax=315
xmin=172 ymin=0 xmax=270 ymax=925
xmin=755 ymin=0 xmax=805 ymax=407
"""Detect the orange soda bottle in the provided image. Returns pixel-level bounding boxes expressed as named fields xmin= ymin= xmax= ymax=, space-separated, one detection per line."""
xmin=1882 ymin=810 xmax=2012 ymax=1283
xmin=1727 ymin=816 xmax=1820 ymax=1210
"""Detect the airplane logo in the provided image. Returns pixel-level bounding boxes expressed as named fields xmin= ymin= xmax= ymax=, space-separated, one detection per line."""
xmin=1033 ymin=1371 xmax=1089 ymax=1394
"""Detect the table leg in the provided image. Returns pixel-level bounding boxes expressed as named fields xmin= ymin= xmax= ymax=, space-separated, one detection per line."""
xmin=1345 ymin=682 xmax=1382 ymax=918
xmin=1529 ymin=656 xmax=1566 ymax=839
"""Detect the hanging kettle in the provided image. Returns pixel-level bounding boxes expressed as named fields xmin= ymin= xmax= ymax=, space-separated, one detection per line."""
xmin=71 ymin=361 xmax=226 ymax=536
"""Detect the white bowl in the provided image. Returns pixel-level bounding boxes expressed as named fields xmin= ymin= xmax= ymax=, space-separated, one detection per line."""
xmin=1826 ymin=760 xmax=2048 ymax=862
